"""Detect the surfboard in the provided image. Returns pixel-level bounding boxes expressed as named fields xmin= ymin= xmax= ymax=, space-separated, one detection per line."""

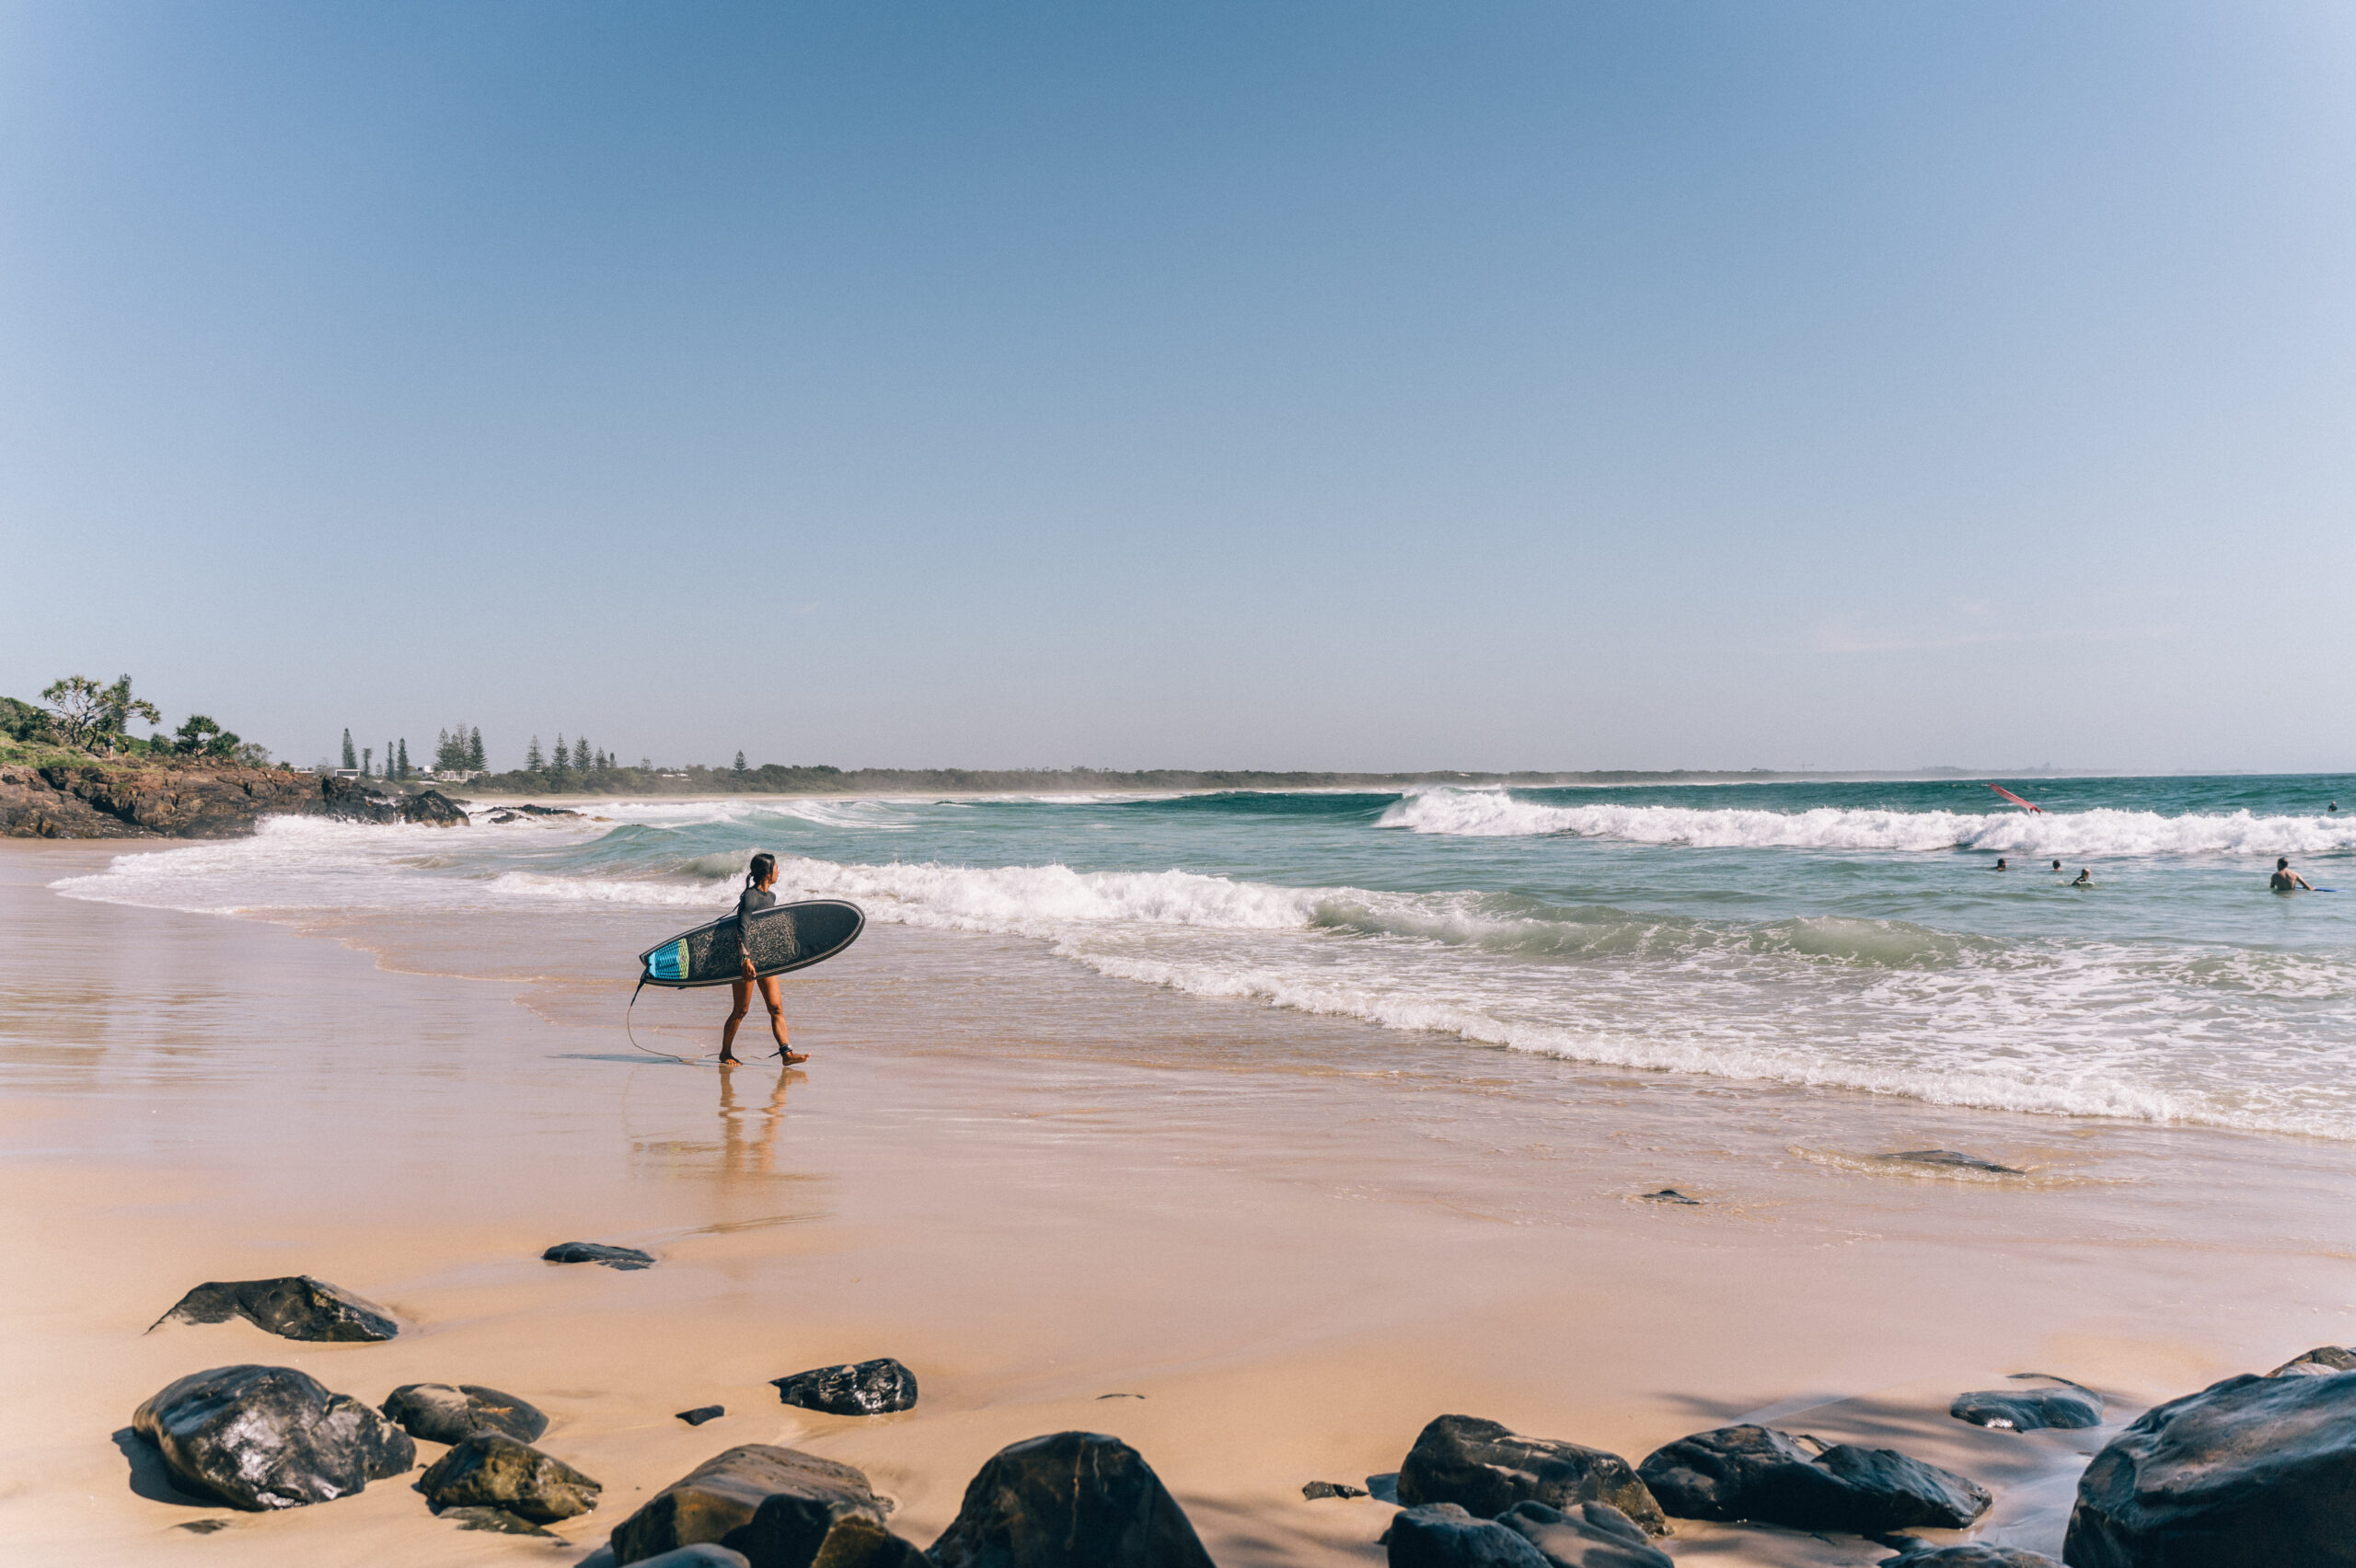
xmin=636 ymin=899 xmax=865 ymax=988
xmin=1989 ymin=784 xmax=2043 ymax=813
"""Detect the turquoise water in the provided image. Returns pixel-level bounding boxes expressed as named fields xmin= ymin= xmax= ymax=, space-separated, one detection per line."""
xmin=58 ymin=774 xmax=2356 ymax=1138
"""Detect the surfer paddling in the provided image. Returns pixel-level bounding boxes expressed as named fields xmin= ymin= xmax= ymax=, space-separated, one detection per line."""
xmin=2272 ymin=858 xmax=2314 ymax=894
xmin=722 ymin=852 xmax=805 ymax=1066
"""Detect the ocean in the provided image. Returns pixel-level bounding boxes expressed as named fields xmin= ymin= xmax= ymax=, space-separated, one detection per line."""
xmin=54 ymin=773 xmax=2356 ymax=1140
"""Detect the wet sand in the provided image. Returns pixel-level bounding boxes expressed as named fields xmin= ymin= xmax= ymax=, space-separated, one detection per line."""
xmin=3 ymin=838 xmax=2352 ymax=1565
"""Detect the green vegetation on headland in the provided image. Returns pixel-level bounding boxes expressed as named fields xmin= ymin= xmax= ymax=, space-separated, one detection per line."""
xmin=2 ymin=676 xmax=270 ymax=769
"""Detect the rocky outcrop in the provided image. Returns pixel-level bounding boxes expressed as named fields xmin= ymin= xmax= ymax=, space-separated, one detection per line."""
xmin=771 ymin=1358 xmax=918 ymax=1416
xmin=1386 ymin=1503 xmax=1549 ymax=1567
xmin=0 ymin=759 xmax=467 ymax=838
xmin=132 ymin=1364 xmax=415 ymax=1510
xmin=2064 ymin=1371 xmax=2356 ymax=1566
xmin=2267 ymin=1345 xmax=2356 ymax=1377
xmin=1397 ymin=1416 xmax=1667 ymax=1536
xmin=544 ymin=1240 xmax=655 ymax=1269
xmin=383 ymin=1383 xmax=548 ymax=1445
xmin=150 ymin=1275 xmax=398 ymax=1342
xmin=1950 ymin=1379 xmax=2103 ymax=1431
xmin=1493 ymin=1501 xmax=1673 ymax=1567
xmin=1878 ymin=1548 xmax=2061 ymax=1567
xmin=929 ymin=1432 xmax=1215 ymax=1568
xmin=609 ymin=1445 xmax=908 ymax=1568
xmin=418 ymin=1432 xmax=601 ymax=1522
xmin=1637 ymin=1424 xmax=1989 ymax=1535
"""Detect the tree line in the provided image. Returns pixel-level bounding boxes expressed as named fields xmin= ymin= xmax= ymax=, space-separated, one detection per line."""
xmin=1 ymin=674 xmax=271 ymax=766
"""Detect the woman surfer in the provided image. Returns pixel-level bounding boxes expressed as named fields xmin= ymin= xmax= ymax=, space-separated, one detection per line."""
xmin=722 ymin=853 xmax=805 ymax=1066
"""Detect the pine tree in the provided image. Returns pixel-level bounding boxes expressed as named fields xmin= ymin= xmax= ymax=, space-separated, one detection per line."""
xmin=468 ymin=727 xmax=486 ymax=770
xmin=733 ymin=750 xmax=747 ymax=774
xmin=362 ymin=746 xmax=374 ymax=777
xmin=575 ymin=735 xmax=592 ymax=773
xmin=525 ymin=735 xmax=544 ymax=771
xmin=385 ymin=742 xmax=393 ymax=781
xmin=397 ymin=739 xmax=410 ymax=779
xmin=341 ymin=730 xmax=356 ymax=769
xmin=549 ymin=733 xmax=571 ymax=790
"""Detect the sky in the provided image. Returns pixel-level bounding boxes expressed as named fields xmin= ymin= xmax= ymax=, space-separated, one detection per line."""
xmin=3 ymin=1 xmax=2352 ymax=774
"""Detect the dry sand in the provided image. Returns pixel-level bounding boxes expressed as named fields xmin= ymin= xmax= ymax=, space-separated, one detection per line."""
xmin=3 ymin=838 xmax=2352 ymax=1565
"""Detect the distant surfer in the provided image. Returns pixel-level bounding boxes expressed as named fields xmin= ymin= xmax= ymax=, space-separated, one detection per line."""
xmin=1991 ymin=859 xmax=2008 ymax=871
xmin=2051 ymin=859 xmax=2062 ymax=871
xmin=2272 ymin=858 xmax=2314 ymax=894
xmin=2071 ymin=868 xmax=2093 ymax=887
xmin=722 ymin=852 xmax=805 ymax=1065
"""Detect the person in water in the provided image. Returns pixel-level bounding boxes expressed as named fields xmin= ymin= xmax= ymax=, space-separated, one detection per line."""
xmin=722 ymin=852 xmax=805 ymax=1066
xmin=1991 ymin=858 xmax=2008 ymax=870
xmin=2071 ymin=867 xmax=2093 ymax=886
xmin=2051 ymin=859 xmax=2062 ymax=871
xmin=2272 ymin=857 xmax=2314 ymax=893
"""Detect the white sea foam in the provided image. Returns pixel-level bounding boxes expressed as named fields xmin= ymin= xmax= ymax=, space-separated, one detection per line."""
xmin=1380 ymin=788 xmax=2356 ymax=858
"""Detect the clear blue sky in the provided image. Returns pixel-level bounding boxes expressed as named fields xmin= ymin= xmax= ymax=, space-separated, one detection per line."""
xmin=4 ymin=2 xmax=2350 ymax=773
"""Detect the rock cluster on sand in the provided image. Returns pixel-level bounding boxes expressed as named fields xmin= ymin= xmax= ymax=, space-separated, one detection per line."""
xmin=2266 ymin=1344 xmax=2356 ymax=1377
xmin=771 ymin=1357 xmax=919 ymax=1416
xmin=609 ymin=1444 xmax=921 ymax=1568
xmin=149 ymin=1276 xmax=398 ymax=1343
xmin=382 ymin=1382 xmax=549 ymax=1445
xmin=1949 ymin=1378 xmax=2103 ymax=1432
xmin=418 ymin=1431 xmax=602 ymax=1522
xmin=2064 ymin=1370 xmax=2356 ymax=1566
xmin=930 ymin=1431 xmax=1215 ymax=1568
xmin=1388 ymin=1499 xmax=1673 ymax=1568
xmin=133 ymin=1364 xmax=415 ymax=1510
xmin=1303 ymin=1480 xmax=1369 ymax=1500
xmin=1637 ymin=1424 xmax=1989 ymax=1535
xmin=543 ymin=1240 xmax=656 ymax=1269
xmin=1396 ymin=1415 xmax=1668 ymax=1536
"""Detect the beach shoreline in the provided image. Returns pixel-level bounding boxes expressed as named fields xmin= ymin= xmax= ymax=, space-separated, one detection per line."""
xmin=3 ymin=836 xmax=2351 ymax=1564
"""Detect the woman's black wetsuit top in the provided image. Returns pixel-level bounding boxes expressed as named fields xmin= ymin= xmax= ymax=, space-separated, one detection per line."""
xmin=733 ymin=884 xmax=777 ymax=968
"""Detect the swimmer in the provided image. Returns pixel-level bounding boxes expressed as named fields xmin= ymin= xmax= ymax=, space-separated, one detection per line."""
xmin=2272 ymin=857 xmax=2314 ymax=893
xmin=1992 ymin=858 xmax=2008 ymax=871
xmin=2071 ymin=868 xmax=2093 ymax=886
xmin=2051 ymin=859 xmax=2062 ymax=871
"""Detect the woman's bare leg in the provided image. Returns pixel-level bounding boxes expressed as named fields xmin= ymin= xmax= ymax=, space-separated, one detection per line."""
xmin=722 ymin=979 xmax=753 ymax=1064
xmin=760 ymin=975 xmax=804 ymax=1063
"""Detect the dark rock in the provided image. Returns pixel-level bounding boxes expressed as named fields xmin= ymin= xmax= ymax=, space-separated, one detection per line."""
xmin=319 ymin=774 xmax=469 ymax=826
xmin=771 ymin=1357 xmax=918 ymax=1416
xmin=1878 ymin=1548 xmax=2062 ymax=1567
xmin=1637 ymin=1424 xmax=1989 ymax=1535
xmin=5 ymin=760 xmax=325 ymax=839
xmin=740 ymin=1500 xmax=927 ymax=1568
xmin=2268 ymin=1345 xmax=2356 ymax=1378
xmin=1396 ymin=1415 xmax=1668 ymax=1537
xmin=608 ymin=1444 xmax=885 ymax=1566
xmin=543 ymin=1240 xmax=655 ymax=1269
xmin=132 ymin=1364 xmax=415 ymax=1510
xmin=382 ymin=1383 xmax=549 ymax=1445
xmin=418 ymin=1431 xmax=600 ymax=1522
xmin=442 ymin=1505 xmax=560 ymax=1537
xmin=1880 ymin=1150 xmax=2025 ymax=1174
xmin=150 ymin=1275 xmax=398 ymax=1342
xmin=930 ymin=1431 xmax=1215 ymax=1568
xmin=1303 ymin=1480 xmax=1369 ymax=1500
xmin=634 ymin=1548 xmax=754 ymax=1568
xmin=1387 ymin=1503 xmax=1549 ymax=1567
xmin=1950 ymin=1381 xmax=2103 ymax=1431
xmin=1495 ymin=1500 xmax=1675 ymax=1567
xmin=176 ymin=1518 xmax=232 ymax=1534
xmin=678 ymin=1405 xmax=727 ymax=1426
xmin=2064 ymin=1370 xmax=2356 ymax=1567
xmin=1637 ymin=1190 xmax=1700 ymax=1205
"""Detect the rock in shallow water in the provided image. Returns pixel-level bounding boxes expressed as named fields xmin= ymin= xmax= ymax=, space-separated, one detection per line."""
xmin=1950 ymin=1380 xmax=2103 ymax=1431
xmin=1881 ymin=1150 xmax=2025 ymax=1174
xmin=543 ymin=1240 xmax=655 ymax=1269
xmin=1878 ymin=1548 xmax=2061 ymax=1567
xmin=1386 ymin=1503 xmax=1549 ymax=1567
xmin=132 ymin=1364 xmax=415 ymax=1510
xmin=1396 ymin=1415 xmax=1668 ymax=1537
xmin=1637 ymin=1424 xmax=1988 ymax=1535
xmin=930 ymin=1431 xmax=1215 ymax=1568
xmin=149 ymin=1275 xmax=398 ymax=1342
xmin=609 ymin=1444 xmax=908 ymax=1568
xmin=382 ymin=1382 xmax=549 ymax=1445
xmin=1493 ymin=1501 xmax=1674 ymax=1568
xmin=2064 ymin=1371 xmax=2356 ymax=1567
xmin=770 ymin=1358 xmax=918 ymax=1416
xmin=418 ymin=1431 xmax=601 ymax=1522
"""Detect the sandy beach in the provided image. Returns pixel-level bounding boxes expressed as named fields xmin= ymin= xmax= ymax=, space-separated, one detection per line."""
xmin=4 ymin=833 xmax=2352 ymax=1565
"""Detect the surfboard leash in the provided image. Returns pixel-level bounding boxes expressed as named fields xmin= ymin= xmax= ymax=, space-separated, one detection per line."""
xmin=623 ymin=977 xmax=695 ymax=1065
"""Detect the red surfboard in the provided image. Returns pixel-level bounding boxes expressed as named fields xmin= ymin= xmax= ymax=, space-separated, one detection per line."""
xmin=1989 ymin=784 xmax=2043 ymax=813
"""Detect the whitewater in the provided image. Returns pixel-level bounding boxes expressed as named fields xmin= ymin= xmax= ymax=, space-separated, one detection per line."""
xmin=52 ymin=772 xmax=2356 ymax=1139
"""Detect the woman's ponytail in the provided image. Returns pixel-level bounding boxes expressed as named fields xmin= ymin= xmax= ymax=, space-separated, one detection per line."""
xmin=746 ymin=852 xmax=777 ymax=891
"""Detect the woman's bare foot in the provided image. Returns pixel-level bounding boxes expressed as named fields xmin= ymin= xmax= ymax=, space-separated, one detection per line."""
xmin=778 ymin=1050 xmax=808 ymax=1065
xmin=718 ymin=1055 xmax=742 ymax=1066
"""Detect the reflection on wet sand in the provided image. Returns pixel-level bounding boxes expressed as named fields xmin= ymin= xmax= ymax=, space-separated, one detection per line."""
xmin=721 ymin=1061 xmax=805 ymax=1178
